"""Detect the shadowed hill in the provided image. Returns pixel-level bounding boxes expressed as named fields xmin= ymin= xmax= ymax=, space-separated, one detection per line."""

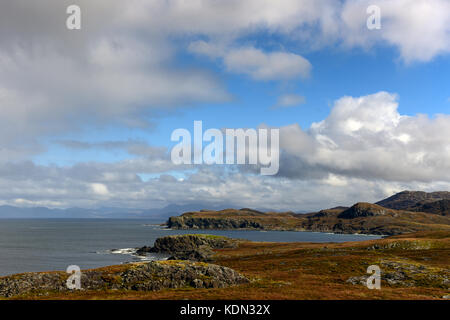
xmin=410 ymin=199 xmax=450 ymax=216
xmin=376 ymin=191 xmax=450 ymax=211
xmin=376 ymin=191 xmax=450 ymax=216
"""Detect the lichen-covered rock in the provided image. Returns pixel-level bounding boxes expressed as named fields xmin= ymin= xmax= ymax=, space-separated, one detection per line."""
xmin=0 ymin=260 xmax=249 ymax=298
xmin=346 ymin=260 xmax=449 ymax=289
xmin=120 ymin=260 xmax=248 ymax=291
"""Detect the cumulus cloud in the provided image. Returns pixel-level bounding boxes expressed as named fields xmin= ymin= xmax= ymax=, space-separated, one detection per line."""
xmin=278 ymin=92 xmax=450 ymax=182
xmin=1 ymin=0 xmax=449 ymax=160
xmin=1 ymin=1 xmax=450 ymax=212
xmin=341 ymin=0 xmax=450 ymax=62
xmin=0 ymin=92 xmax=449 ymax=211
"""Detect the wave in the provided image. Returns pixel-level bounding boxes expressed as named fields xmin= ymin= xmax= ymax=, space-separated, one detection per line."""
xmin=110 ymin=248 xmax=137 ymax=255
xmin=102 ymin=247 xmax=170 ymax=262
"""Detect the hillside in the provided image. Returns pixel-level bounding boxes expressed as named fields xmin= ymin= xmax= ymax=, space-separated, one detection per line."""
xmin=301 ymin=203 xmax=450 ymax=235
xmin=166 ymin=202 xmax=450 ymax=236
xmin=410 ymin=199 xmax=450 ymax=216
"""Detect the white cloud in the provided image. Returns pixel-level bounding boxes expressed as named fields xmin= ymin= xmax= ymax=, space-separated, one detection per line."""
xmin=189 ymin=41 xmax=312 ymax=81
xmin=180 ymin=1 xmax=450 ymax=63
xmin=341 ymin=0 xmax=450 ymax=63
xmin=0 ymin=2 xmax=449 ymax=212
xmin=12 ymin=198 xmax=64 ymax=208
xmin=278 ymin=92 xmax=450 ymax=182
xmin=273 ymin=94 xmax=306 ymax=108
xmin=0 ymin=92 xmax=448 ymax=211
xmin=322 ymin=174 xmax=348 ymax=187
xmin=0 ymin=0 xmax=449 ymax=160
xmin=223 ymin=47 xmax=311 ymax=81
xmin=0 ymin=160 xmax=449 ymax=211
xmin=90 ymin=183 xmax=110 ymax=197
xmin=0 ymin=2 xmax=231 ymax=160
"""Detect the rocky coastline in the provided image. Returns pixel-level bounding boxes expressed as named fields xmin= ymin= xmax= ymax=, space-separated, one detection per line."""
xmin=166 ymin=199 xmax=450 ymax=236
xmin=0 ymin=234 xmax=248 ymax=298
xmin=1 ymin=231 xmax=448 ymax=300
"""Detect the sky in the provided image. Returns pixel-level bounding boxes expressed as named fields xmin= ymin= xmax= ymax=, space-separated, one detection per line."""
xmin=0 ymin=0 xmax=450 ymax=212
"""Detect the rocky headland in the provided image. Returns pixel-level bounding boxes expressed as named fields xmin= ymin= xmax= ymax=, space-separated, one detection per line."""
xmin=137 ymin=234 xmax=238 ymax=261
xmin=166 ymin=191 xmax=450 ymax=235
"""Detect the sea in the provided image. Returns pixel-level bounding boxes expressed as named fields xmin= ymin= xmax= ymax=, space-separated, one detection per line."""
xmin=0 ymin=219 xmax=382 ymax=276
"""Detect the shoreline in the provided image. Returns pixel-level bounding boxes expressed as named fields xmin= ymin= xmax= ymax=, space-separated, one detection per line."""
xmin=0 ymin=231 xmax=448 ymax=300
xmin=160 ymin=224 xmax=388 ymax=237
xmin=0 ymin=224 xmax=384 ymax=278
xmin=1 ymin=231 xmax=382 ymax=278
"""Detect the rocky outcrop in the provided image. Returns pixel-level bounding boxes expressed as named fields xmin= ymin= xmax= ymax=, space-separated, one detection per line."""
xmin=0 ymin=260 xmax=249 ymax=298
xmin=167 ymin=216 xmax=265 ymax=230
xmin=138 ymin=234 xmax=238 ymax=262
xmin=347 ymin=260 xmax=449 ymax=288
xmin=338 ymin=203 xmax=389 ymax=219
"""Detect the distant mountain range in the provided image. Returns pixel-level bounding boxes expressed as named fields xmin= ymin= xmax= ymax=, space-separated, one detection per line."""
xmin=0 ymin=203 xmax=234 ymax=219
